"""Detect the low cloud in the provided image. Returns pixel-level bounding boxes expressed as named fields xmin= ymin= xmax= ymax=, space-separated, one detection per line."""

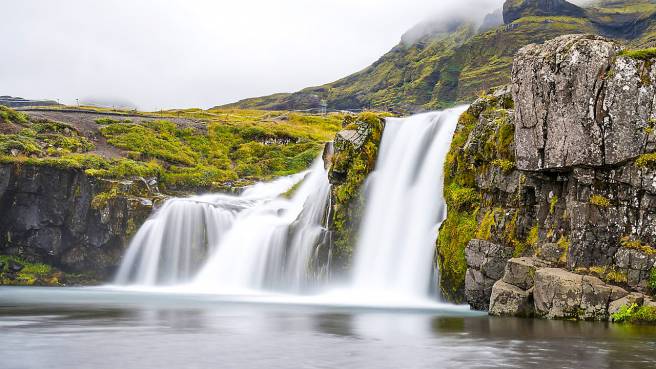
xmin=0 ymin=0 xmax=502 ymax=111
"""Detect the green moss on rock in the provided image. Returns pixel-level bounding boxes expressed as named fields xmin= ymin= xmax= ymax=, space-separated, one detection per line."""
xmin=327 ymin=112 xmax=386 ymax=269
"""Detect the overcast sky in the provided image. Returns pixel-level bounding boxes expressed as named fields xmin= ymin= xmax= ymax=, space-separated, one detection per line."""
xmin=1 ymin=0 xmax=502 ymax=111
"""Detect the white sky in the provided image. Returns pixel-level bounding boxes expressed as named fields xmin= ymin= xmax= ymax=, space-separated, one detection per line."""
xmin=1 ymin=0 xmax=501 ymax=111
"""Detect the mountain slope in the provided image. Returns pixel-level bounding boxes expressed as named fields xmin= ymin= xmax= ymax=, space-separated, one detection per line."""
xmin=220 ymin=0 xmax=656 ymax=113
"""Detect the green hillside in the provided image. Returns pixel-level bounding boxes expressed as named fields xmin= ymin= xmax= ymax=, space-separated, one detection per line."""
xmin=220 ymin=0 xmax=656 ymax=113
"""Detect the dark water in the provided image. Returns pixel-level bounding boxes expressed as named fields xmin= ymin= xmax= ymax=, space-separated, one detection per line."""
xmin=1 ymin=287 xmax=656 ymax=369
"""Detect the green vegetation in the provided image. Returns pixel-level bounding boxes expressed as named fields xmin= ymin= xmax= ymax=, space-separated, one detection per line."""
xmin=578 ymin=265 xmax=628 ymax=284
xmin=328 ymin=112 xmax=385 ymax=267
xmin=650 ymin=267 xmax=656 ymax=292
xmin=620 ymin=236 xmax=656 ymax=255
xmin=0 ymin=106 xmax=343 ymax=191
xmin=590 ymin=194 xmax=611 ymax=207
xmin=0 ymin=118 xmax=94 ymax=157
xmin=95 ymin=117 xmax=132 ymax=125
xmin=619 ymin=47 xmax=656 ymax=61
xmin=437 ymin=93 xmax=523 ymax=300
xmin=223 ymin=7 xmax=626 ymax=113
xmin=0 ymin=106 xmax=29 ymax=124
xmin=557 ymin=235 xmax=570 ymax=264
xmin=492 ymin=159 xmax=515 ymax=172
xmin=0 ymin=255 xmax=60 ymax=286
xmin=635 ymin=152 xmax=656 ymax=169
xmin=549 ymin=195 xmax=558 ymax=215
xmin=611 ymin=303 xmax=656 ymax=324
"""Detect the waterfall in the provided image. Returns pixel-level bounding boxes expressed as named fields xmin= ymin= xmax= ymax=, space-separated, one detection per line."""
xmin=350 ymin=108 xmax=465 ymax=299
xmin=114 ymin=108 xmax=464 ymax=304
xmin=115 ymin=158 xmax=330 ymax=291
xmin=192 ymin=160 xmax=330 ymax=293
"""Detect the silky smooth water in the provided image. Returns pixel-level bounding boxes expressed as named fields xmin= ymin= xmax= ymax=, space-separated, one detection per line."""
xmin=116 ymin=159 xmax=330 ymax=293
xmin=1 ymin=287 xmax=656 ymax=369
xmin=115 ymin=108 xmax=466 ymax=304
xmin=352 ymin=108 xmax=465 ymax=298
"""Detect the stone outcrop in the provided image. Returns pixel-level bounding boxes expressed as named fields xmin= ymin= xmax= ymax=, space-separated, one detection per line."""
xmin=464 ymin=239 xmax=514 ymax=310
xmin=0 ymin=163 xmax=160 ymax=281
xmin=533 ymin=268 xmax=615 ymax=320
xmin=513 ymin=34 xmax=656 ymax=171
xmin=444 ymin=34 xmax=656 ymax=319
xmin=502 ymin=257 xmax=546 ymax=290
xmin=489 ymin=280 xmax=533 ymax=317
xmin=322 ymin=113 xmax=385 ymax=271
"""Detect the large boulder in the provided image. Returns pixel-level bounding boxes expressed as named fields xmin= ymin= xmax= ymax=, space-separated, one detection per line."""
xmin=513 ymin=34 xmax=618 ymax=170
xmin=502 ymin=257 xmax=548 ymax=290
xmin=489 ymin=280 xmax=534 ymax=317
xmin=464 ymin=239 xmax=515 ymax=310
xmin=533 ymin=268 xmax=617 ymax=320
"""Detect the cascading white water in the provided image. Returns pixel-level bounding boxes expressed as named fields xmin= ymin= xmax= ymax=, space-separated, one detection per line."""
xmin=115 ymin=158 xmax=330 ymax=291
xmin=350 ymin=107 xmax=466 ymax=299
xmin=114 ymin=108 xmax=465 ymax=305
xmin=192 ymin=159 xmax=330 ymax=293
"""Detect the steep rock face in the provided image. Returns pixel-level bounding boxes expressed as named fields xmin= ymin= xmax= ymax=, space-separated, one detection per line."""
xmin=322 ymin=113 xmax=385 ymax=271
xmin=0 ymin=163 xmax=158 ymax=281
xmin=513 ymin=34 xmax=656 ymax=170
xmin=503 ymin=0 xmax=585 ymax=24
xmin=442 ymin=34 xmax=656 ymax=316
xmin=465 ymin=239 xmax=514 ymax=310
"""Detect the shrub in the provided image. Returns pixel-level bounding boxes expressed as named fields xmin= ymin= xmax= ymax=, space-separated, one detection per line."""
xmin=0 ymin=106 xmax=29 ymax=124
xmin=611 ymin=303 xmax=656 ymax=324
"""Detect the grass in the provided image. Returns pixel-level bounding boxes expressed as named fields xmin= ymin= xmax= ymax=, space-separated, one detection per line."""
xmin=0 ymin=106 xmax=344 ymax=191
xmin=0 ymin=255 xmax=59 ymax=286
xmin=620 ymin=48 xmax=656 ymax=60
xmin=0 ymin=106 xmax=29 ymax=124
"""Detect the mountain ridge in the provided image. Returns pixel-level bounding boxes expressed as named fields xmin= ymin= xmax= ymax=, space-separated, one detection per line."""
xmin=219 ymin=0 xmax=656 ymax=113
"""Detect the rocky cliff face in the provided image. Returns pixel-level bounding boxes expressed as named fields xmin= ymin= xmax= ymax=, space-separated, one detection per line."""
xmin=439 ymin=34 xmax=656 ymax=319
xmin=0 ymin=163 xmax=159 ymax=283
xmin=322 ymin=113 xmax=385 ymax=272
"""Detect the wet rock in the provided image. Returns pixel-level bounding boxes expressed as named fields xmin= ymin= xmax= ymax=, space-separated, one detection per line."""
xmin=8 ymin=260 xmax=24 ymax=272
xmin=502 ymin=257 xmax=547 ymax=290
xmin=0 ymin=163 xmax=156 ymax=280
xmin=489 ymin=280 xmax=534 ymax=317
xmin=465 ymin=239 xmax=514 ymax=310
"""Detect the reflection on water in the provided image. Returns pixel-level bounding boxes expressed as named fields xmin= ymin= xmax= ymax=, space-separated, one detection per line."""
xmin=1 ymin=287 xmax=655 ymax=369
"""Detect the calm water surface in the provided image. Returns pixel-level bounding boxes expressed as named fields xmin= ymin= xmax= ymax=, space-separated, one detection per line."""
xmin=1 ymin=287 xmax=656 ymax=369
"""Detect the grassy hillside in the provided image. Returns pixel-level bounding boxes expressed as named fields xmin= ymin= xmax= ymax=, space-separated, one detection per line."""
xmin=220 ymin=0 xmax=656 ymax=113
xmin=0 ymin=105 xmax=343 ymax=192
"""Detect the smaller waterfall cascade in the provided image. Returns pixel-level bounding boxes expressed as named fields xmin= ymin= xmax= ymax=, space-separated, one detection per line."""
xmin=350 ymin=107 xmax=466 ymax=299
xmin=192 ymin=159 xmax=330 ymax=293
xmin=115 ymin=159 xmax=330 ymax=290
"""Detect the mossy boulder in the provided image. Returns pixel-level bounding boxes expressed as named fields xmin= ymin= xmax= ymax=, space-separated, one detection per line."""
xmin=324 ymin=112 xmax=385 ymax=271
